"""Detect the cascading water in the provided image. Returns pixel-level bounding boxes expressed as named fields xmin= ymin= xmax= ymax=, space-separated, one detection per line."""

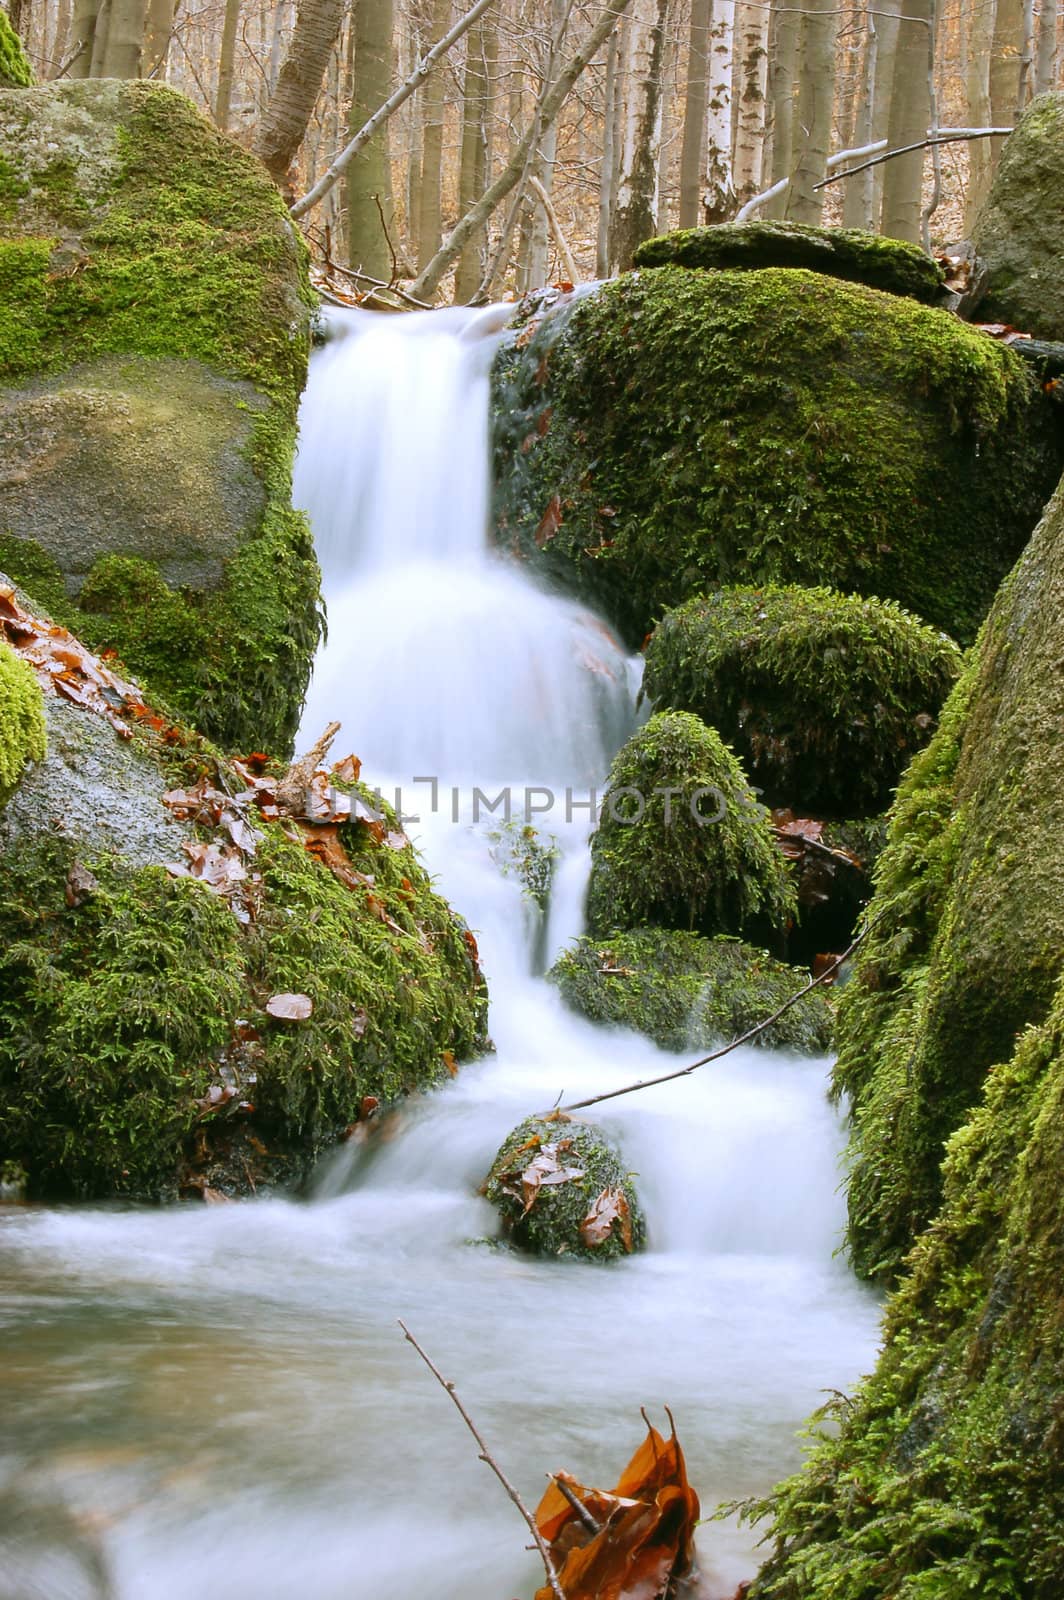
xmin=0 ymin=307 xmax=882 ymax=1600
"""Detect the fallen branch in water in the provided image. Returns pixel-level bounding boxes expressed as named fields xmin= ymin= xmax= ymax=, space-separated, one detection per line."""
xmin=544 ymin=916 xmax=879 ymax=1117
xmin=398 ymin=1321 xmax=565 ymax=1600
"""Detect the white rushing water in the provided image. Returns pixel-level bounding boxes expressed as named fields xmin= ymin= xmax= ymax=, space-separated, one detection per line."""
xmin=0 ymin=307 xmax=882 ymax=1600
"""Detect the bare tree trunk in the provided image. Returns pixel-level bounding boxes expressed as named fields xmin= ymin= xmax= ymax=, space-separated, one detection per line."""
xmin=869 ymin=0 xmax=901 ymax=222
xmin=881 ymin=0 xmax=933 ymax=242
xmin=965 ymin=0 xmax=997 ymax=227
xmin=991 ymin=0 xmax=1023 ymax=159
xmin=404 ymin=10 xmax=424 ymax=256
xmin=786 ymin=0 xmax=837 ymax=222
xmin=267 ymin=0 xmax=287 ymax=91
xmin=596 ymin=24 xmax=622 ymax=273
xmin=1018 ymin=0 xmax=1037 ymax=107
xmin=733 ymin=0 xmax=769 ymax=204
xmin=214 ymin=0 xmax=243 ymax=127
xmin=608 ymin=0 xmax=670 ymax=270
xmin=66 ymin=0 xmax=98 ymax=73
xmin=678 ymin=0 xmax=710 ymax=226
xmin=454 ymin=20 xmax=491 ymax=301
xmin=704 ymin=0 xmax=736 ymax=220
xmin=88 ymin=0 xmax=111 ymax=74
xmin=345 ymin=0 xmax=396 ymax=277
xmin=1036 ymin=0 xmax=1059 ymax=91
xmin=765 ymin=0 xmax=800 ymax=217
xmin=842 ymin=0 xmax=878 ymax=227
xmin=654 ymin=12 xmax=677 ymax=229
xmin=143 ymin=0 xmax=177 ymax=77
xmin=415 ymin=0 xmax=453 ymax=273
xmin=100 ymin=0 xmax=144 ymax=75
xmin=411 ymin=0 xmax=634 ymax=301
xmin=528 ymin=0 xmax=568 ymax=289
xmin=253 ymin=0 xmax=344 ymax=184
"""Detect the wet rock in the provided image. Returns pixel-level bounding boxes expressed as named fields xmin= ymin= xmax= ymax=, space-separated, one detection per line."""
xmin=484 ymin=1115 xmax=645 ymax=1260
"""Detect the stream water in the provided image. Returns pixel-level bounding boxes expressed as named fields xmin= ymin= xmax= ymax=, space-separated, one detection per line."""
xmin=0 ymin=307 xmax=882 ymax=1600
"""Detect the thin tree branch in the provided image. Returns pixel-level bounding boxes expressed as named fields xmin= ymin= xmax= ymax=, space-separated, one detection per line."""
xmin=398 ymin=1321 xmax=565 ymax=1600
xmin=528 ymin=174 xmax=581 ymax=284
xmin=291 ymin=0 xmax=500 ymax=221
xmin=815 ymin=130 xmax=1014 ymax=189
xmin=545 ymin=918 xmax=880 ymax=1117
xmin=734 ymin=176 xmax=789 ymax=222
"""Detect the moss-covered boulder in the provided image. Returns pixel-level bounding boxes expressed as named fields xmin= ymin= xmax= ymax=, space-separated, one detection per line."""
xmin=633 ymin=220 xmax=944 ymax=303
xmin=0 ymin=12 xmax=32 ymax=87
xmin=550 ymin=929 xmax=833 ymax=1054
xmin=750 ymin=973 xmax=1064 ymax=1600
xmin=0 ymin=80 xmax=320 ymax=753
xmin=0 ymin=582 xmax=487 ymax=1202
xmin=585 ymin=711 xmax=795 ymax=940
xmin=972 ymin=92 xmax=1064 ymax=342
xmin=642 ymin=585 xmax=962 ymax=815
xmin=484 ymin=1115 xmax=645 ymax=1260
xmin=492 ymin=267 xmax=1062 ymax=647
xmin=0 ymin=636 xmax=44 ymax=803
xmin=833 ymin=474 xmax=1064 ymax=1285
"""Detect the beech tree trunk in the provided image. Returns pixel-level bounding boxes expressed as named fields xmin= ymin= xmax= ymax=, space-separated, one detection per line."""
xmin=597 ymin=25 xmax=622 ymax=273
xmin=842 ymin=0 xmax=878 ymax=228
xmin=66 ymin=0 xmax=99 ymax=74
xmin=415 ymin=0 xmax=453 ymax=274
xmin=454 ymin=19 xmax=493 ymax=302
xmin=704 ymin=0 xmax=736 ymax=220
xmin=253 ymin=0 xmax=345 ymax=184
xmin=965 ymin=0 xmax=997 ymax=227
xmin=765 ymin=0 xmax=798 ymax=217
xmin=214 ymin=0 xmax=244 ymax=128
xmin=991 ymin=0 xmax=1024 ymax=176
xmin=785 ymin=0 xmax=837 ymax=223
xmin=880 ymin=0 xmax=933 ymax=243
xmin=1035 ymin=0 xmax=1059 ymax=93
xmin=678 ymin=0 xmax=710 ymax=227
xmin=608 ymin=0 xmax=670 ymax=271
xmin=345 ymin=0 xmax=396 ymax=278
xmin=143 ymin=0 xmax=177 ymax=77
xmin=733 ymin=0 xmax=769 ymax=205
xmin=528 ymin=0 xmax=569 ymax=290
xmin=101 ymin=0 xmax=145 ymax=76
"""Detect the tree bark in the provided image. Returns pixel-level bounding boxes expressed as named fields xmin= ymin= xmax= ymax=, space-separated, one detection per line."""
xmin=842 ymin=0 xmax=878 ymax=227
xmin=1035 ymin=0 xmax=1059 ymax=92
xmin=415 ymin=0 xmax=452 ymax=273
xmin=101 ymin=0 xmax=145 ymax=76
xmin=596 ymin=23 xmax=622 ymax=274
xmin=143 ymin=0 xmax=177 ymax=77
xmin=528 ymin=0 xmax=569 ymax=290
xmin=253 ymin=0 xmax=345 ymax=184
xmin=343 ymin=0 xmax=396 ymax=276
xmin=785 ymin=0 xmax=837 ymax=223
xmin=66 ymin=0 xmax=100 ymax=75
xmin=880 ymin=0 xmax=933 ymax=242
xmin=733 ymin=0 xmax=769 ymax=204
xmin=678 ymin=0 xmax=710 ymax=226
xmin=410 ymin=0 xmax=634 ymax=302
xmin=704 ymin=0 xmax=736 ymax=220
xmin=214 ymin=0 xmax=244 ymax=128
xmin=765 ymin=0 xmax=800 ymax=217
xmin=964 ymin=0 xmax=996 ymax=227
xmin=454 ymin=19 xmax=492 ymax=301
xmin=608 ymin=0 xmax=670 ymax=271
xmin=990 ymin=0 xmax=1024 ymax=168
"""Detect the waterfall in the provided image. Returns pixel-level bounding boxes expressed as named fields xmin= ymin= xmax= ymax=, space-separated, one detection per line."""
xmin=0 ymin=307 xmax=882 ymax=1600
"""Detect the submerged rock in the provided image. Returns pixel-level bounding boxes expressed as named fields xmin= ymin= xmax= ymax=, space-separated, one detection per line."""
xmin=0 ymin=80 xmax=320 ymax=753
xmin=634 ymin=220 xmax=945 ymax=303
xmin=550 ymin=929 xmax=833 ymax=1055
xmin=585 ymin=711 xmax=795 ymax=942
xmin=484 ymin=1115 xmax=645 ymax=1260
xmin=0 ymin=580 xmax=488 ymax=1202
xmin=492 ymin=267 xmax=1063 ymax=646
xmin=642 ymin=585 xmax=962 ymax=815
xmin=973 ymin=92 xmax=1064 ymax=341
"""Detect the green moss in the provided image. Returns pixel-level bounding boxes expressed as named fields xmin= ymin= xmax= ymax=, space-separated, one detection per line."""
xmin=0 ymin=799 xmax=488 ymax=1201
xmin=0 ymin=83 xmax=320 ymax=752
xmin=585 ymin=710 xmax=795 ymax=940
xmin=633 ymin=221 xmax=945 ymax=303
xmin=484 ymin=1115 xmax=646 ymax=1260
xmin=643 ymin=585 xmax=962 ymax=815
xmin=0 ymin=11 xmax=32 ymax=87
xmin=0 ymin=637 xmax=45 ymax=803
xmin=748 ymin=974 xmax=1064 ymax=1600
xmin=973 ymin=92 xmax=1064 ymax=342
xmin=550 ymin=928 xmax=834 ymax=1054
xmin=0 ymin=532 xmax=72 ymax=620
xmin=492 ymin=268 xmax=1062 ymax=646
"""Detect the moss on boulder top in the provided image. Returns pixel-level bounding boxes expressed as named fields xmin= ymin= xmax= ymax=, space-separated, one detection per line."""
xmin=0 ymin=12 xmax=32 ymax=88
xmin=973 ymin=92 xmax=1064 ymax=341
xmin=0 ymin=636 xmax=44 ymax=804
xmin=833 ymin=476 xmax=1064 ymax=1285
xmin=550 ymin=928 xmax=833 ymax=1055
xmin=0 ymin=81 xmax=320 ymax=753
xmin=643 ymin=585 xmax=962 ymax=816
xmin=492 ymin=267 xmax=1062 ymax=647
xmin=752 ymin=973 xmax=1064 ymax=1600
xmin=484 ymin=1115 xmax=645 ymax=1260
xmin=633 ymin=220 xmax=944 ymax=303
xmin=0 ymin=581 xmax=488 ymax=1202
xmin=585 ymin=711 xmax=795 ymax=941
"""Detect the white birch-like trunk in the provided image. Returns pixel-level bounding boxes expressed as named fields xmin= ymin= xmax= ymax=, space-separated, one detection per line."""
xmin=704 ymin=0 xmax=736 ymax=220
xmin=608 ymin=0 xmax=670 ymax=271
xmin=733 ymin=0 xmax=769 ymax=204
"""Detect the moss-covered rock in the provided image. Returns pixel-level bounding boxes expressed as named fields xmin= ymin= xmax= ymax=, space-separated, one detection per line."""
xmin=0 ymin=590 xmax=488 ymax=1202
xmin=834 ymin=475 xmax=1064 ymax=1284
xmin=0 ymin=637 xmax=44 ymax=803
xmin=749 ymin=973 xmax=1064 ymax=1600
xmin=972 ymin=92 xmax=1064 ymax=342
xmin=492 ymin=267 xmax=1062 ymax=647
xmin=633 ymin=221 xmax=945 ymax=303
xmin=585 ymin=711 xmax=795 ymax=940
xmin=0 ymin=12 xmax=32 ymax=88
xmin=483 ymin=1115 xmax=645 ymax=1260
xmin=0 ymin=81 xmax=320 ymax=753
xmin=642 ymin=585 xmax=962 ymax=815
xmin=549 ymin=928 xmax=833 ymax=1054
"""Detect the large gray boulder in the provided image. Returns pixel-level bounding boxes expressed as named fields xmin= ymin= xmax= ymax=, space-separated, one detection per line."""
xmin=972 ymin=92 xmax=1064 ymax=341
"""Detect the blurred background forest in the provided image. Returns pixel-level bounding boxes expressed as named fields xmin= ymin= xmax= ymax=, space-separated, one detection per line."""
xmin=7 ymin=0 xmax=1060 ymax=303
